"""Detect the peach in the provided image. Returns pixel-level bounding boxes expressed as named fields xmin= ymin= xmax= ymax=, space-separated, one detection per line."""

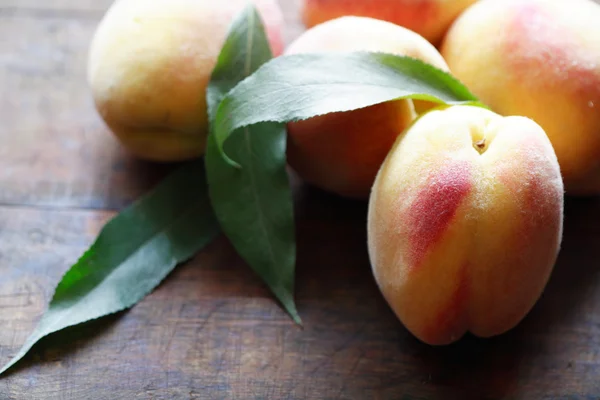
xmin=87 ymin=0 xmax=284 ymax=162
xmin=301 ymin=0 xmax=479 ymax=45
xmin=441 ymin=0 xmax=600 ymax=195
xmin=367 ymin=105 xmax=564 ymax=345
xmin=285 ymin=16 xmax=449 ymax=198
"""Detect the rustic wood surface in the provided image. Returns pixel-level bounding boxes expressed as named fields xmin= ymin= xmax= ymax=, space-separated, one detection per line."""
xmin=1 ymin=0 xmax=600 ymax=399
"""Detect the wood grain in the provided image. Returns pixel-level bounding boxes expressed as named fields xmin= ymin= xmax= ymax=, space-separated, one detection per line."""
xmin=1 ymin=0 xmax=600 ymax=399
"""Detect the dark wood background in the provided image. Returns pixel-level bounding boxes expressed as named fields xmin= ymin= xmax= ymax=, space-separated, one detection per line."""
xmin=1 ymin=0 xmax=600 ymax=398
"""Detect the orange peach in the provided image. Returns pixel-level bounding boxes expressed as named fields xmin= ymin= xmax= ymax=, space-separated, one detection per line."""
xmin=285 ymin=16 xmax=449 ymax=198
xmin=301 ymin=0 xmax=479 ymax=45
xmin=441 ymin=0 xmax=600 ymax=195
xmin=367 ymin=105 xmax=564 ymax=345
xmin=87 ymin=0 xmax=284 ymax=162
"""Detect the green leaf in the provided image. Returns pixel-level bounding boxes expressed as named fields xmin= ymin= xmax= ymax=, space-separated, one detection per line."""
xmin=0 ymin=160 xmax=220 ymax=376
xmin=212 ymin=51 xmax=483 ymax=165
xmin=205 ymin=6 xmax=300 ymax=323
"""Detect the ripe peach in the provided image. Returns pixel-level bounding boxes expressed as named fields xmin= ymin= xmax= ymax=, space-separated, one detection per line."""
xmin=87 ymin=0 xmax=284 ymax=162
xmin=285 ymin=16 xmax=449 ymax=198
xmin=441 ymin=0 xmax=600 ymax=195
xmin=367 ymin=105 xmax=564 ymax=345
xmin=301 ymin=0 xmax=479 ymax=45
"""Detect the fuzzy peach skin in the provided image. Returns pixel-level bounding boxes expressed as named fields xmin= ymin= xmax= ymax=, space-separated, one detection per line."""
xmin=441 ymin=0 xmax=600 ymax=195
xmin=285 ymin=16 xmax=449 ymax=198
xmin=87 ymin=0 xmax=284 ymax=162
xmin=302 ymin=0 xmax=479 ymax=45
xmin=367 ymin=105 xmax=564 ymax=345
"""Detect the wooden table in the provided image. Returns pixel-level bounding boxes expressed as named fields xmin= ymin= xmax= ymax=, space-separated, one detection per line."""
xmin=1 ymin=1 xmax=600 ymax=398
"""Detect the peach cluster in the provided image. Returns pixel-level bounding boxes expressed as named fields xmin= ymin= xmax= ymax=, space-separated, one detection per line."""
xmin=85 ymin=0 xmax=590 ymax=345
xmin=296 ymin=0 xmax=598 ymax=344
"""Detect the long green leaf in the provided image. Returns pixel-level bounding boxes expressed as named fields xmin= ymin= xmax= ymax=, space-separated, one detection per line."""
xmin=205 ymin=6 xmax=300 ymax=323
xmin=212 ymin=51 xmax=483 ymax=165
xmin=0 ymin=160 xmax=220 ymax=376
